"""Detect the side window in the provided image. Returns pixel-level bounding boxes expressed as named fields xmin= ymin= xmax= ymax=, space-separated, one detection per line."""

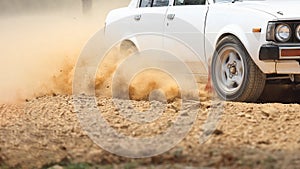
xmin=174 ymin=0 xmax=205 ymax=5
xmin=153 ymin=0 xmax=169 ymax=7
xmin=139 ymin=0 xmax=169 ymax=7
xmin=140 ymin=0 xmax=152 ymax=7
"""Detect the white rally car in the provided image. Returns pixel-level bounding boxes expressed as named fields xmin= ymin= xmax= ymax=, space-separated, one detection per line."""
xmin=105 ymin=0 xmax=300 ymax=102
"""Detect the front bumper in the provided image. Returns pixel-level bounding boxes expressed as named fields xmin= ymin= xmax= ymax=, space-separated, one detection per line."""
xmin=259 ymin=44 xmax=300 ymax=60
xmin=259 ymin=44 xmax=300 ymax=74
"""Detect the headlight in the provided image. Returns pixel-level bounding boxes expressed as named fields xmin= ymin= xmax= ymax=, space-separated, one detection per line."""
xmin=275 ymin=24 xmax=291 ymax=42
xmin=296 ymin=24 xmax=300 ymax=41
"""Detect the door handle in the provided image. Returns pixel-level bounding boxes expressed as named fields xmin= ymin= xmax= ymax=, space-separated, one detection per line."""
xmin=134 ymin=14 xmax=141 ymax=21
xmin=167 ymin=14 xmax=175 ymax=20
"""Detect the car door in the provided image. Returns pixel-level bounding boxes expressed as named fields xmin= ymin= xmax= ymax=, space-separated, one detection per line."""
xmin=164 ymin=0 xmax=209 ymax=75
xmin=134 ymin=0 xmax=170 ymax=33
xmin=131 ymin=0 xmax=170 ymax=50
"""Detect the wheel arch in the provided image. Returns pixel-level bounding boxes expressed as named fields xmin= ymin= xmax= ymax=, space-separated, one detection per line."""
xmin=215 ymin=28 xmax=250 ymax=56
xmin=215 ymin=33 xmax=251 ymax=58
xmin=205 ymin=25 xmax=251 ymax=64
xmin=120 ymin=38 xmax=139 ymax=51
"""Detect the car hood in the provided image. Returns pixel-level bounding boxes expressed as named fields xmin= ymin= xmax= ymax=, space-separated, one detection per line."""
xmin=237 ymin=0 xmax=300 ymax=20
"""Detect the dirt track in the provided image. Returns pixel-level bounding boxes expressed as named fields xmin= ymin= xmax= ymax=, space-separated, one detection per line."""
xmin=0 ymin=93 xmax=300 ymax=168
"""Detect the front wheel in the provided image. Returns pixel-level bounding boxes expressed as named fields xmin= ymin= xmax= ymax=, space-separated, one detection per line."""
xmin=211 ymin=36 xmax=266 ymax=102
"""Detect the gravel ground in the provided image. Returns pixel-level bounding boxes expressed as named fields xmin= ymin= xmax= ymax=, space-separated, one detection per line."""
xmin=0 ymin=94 xmax=299 ymax=169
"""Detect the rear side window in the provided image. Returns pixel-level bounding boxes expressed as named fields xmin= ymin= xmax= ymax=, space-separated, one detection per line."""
xmin=153 ymin=0 xmax=169 ymax=7
xmin=174 ymin=0 xmax=205 ymax=5
xmin=140 ymin=0 xmax=169 ymax=7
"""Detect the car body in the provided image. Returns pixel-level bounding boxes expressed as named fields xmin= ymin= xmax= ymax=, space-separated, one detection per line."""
xmin=105 ymin=0 xmax=300 ymax=102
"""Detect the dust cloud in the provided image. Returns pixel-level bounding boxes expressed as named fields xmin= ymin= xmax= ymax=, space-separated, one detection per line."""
xmin=0 ymin=0 xmax=129 ymax=104
xmin=129 ymin=69 xmax=180 ymax=101
xmin=0 ymin=0 xmax=208 ymax=104
xmin=94 ymin=48 xmax=181 ymax=101
xmin=94 ymin=47 xmax=209 ymax=102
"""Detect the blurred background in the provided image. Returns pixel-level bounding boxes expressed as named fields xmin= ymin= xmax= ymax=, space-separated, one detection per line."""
xmin=0 ymin=0 xmax=129 ymax=16
xmin=0 ymin=0 xmax=130 ymax=103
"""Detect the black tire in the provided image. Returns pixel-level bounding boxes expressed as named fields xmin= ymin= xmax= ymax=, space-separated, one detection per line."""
xmin=211 ymin=35 xmax=266 ymax=102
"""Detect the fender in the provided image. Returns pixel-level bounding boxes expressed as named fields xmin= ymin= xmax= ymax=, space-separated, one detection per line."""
xmin=215 ymin=24 xmax=249 ymax=52
xmin=120 ymin=37 xmax=140 ymax=51
xmin=205 ymin=24 xmax=249 ymax=65
xmin=209 ymin=25 xmax=276 ymax=74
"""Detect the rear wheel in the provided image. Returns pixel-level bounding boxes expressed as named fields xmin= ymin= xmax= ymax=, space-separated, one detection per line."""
xmin=211 ymin=36 xmax=266 ymax=102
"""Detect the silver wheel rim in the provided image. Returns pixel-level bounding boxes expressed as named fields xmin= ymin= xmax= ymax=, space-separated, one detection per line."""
xmin=215 ymin=46 xmax=245 ymax=95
